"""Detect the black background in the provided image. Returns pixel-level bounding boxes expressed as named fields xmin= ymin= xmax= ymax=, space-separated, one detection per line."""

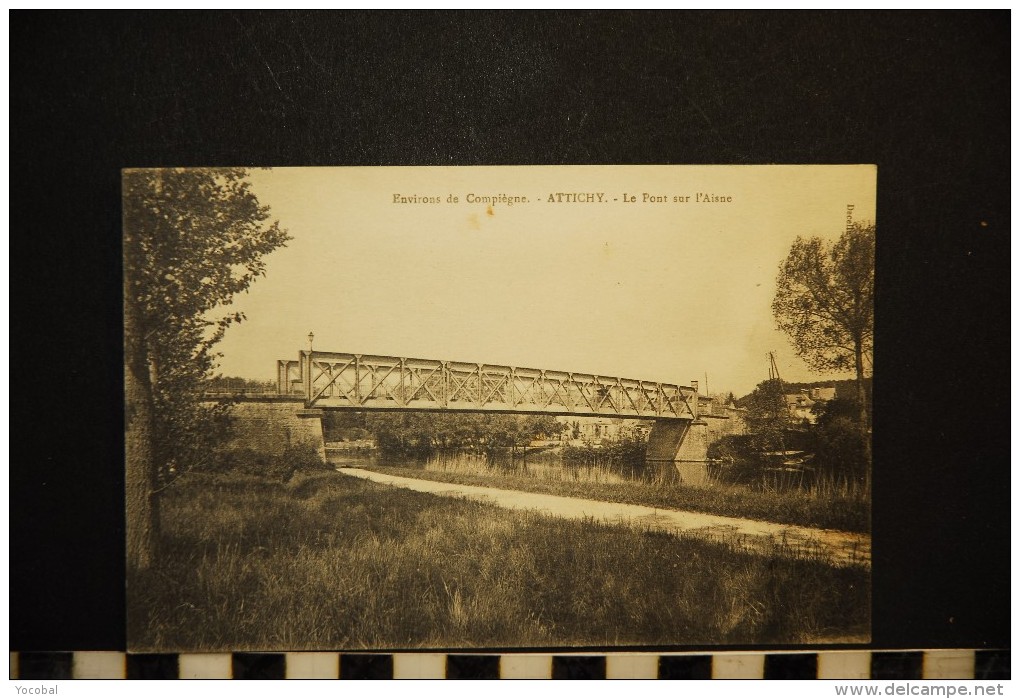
xmin=10 ymin=11 xmax=1009 ymax=652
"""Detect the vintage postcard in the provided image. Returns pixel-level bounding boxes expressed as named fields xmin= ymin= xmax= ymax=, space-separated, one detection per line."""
xmin=124 ymin=165 xmax=875 ymax=651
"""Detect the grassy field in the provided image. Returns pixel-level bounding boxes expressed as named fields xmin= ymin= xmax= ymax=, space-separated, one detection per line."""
xmin=129 ymin=470 xmax=869 ymax=651
xmin=368 ymin=463 xmax=870 ymax=533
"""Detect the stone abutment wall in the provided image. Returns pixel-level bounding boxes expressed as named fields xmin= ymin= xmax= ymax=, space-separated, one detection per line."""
xmin=216 ymin=400 xmax=326 ymax=460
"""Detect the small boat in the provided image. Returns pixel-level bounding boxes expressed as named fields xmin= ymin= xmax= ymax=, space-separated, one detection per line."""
xmin=761 ymin=450 xmax=815 ymax=468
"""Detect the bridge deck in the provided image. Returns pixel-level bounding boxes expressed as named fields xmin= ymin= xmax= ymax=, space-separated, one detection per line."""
xmin=278 ymin=352 xmax=697 ymax=420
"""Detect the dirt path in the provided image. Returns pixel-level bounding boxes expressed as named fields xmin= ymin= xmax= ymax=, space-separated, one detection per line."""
xmin=340 ymin=468 xmax=870 ymax=569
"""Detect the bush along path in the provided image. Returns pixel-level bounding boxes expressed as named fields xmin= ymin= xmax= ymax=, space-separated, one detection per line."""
xmin=341 ymin=468 xmax=871 ymax=569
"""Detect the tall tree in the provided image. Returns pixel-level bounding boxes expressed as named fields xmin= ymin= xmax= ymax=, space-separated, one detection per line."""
xmin=743 ymin=378 xmax=792 ymax=454
xmin=123 ymin=168 xmax=289 ymax=571
xmin=772 ymin=222 xmax=874 ymax=429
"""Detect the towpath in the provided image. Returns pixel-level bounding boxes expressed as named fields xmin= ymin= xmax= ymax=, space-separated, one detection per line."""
xmin=339 ymin=468 xmax=870 ymax=569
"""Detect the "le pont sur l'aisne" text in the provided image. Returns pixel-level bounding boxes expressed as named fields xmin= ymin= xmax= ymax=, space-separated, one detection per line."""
xmin=392 ymin=191 xmax=733 ymax=205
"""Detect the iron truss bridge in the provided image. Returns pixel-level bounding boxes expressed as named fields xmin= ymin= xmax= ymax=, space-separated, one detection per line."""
xmin=277 ymin=352 xmax=698 ymax=420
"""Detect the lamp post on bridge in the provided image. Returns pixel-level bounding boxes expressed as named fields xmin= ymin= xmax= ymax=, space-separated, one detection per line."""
xmin=691 ymin=380 xmax=700 ymax=420
xmin=304 ymin=331 xmax=315 ymax=403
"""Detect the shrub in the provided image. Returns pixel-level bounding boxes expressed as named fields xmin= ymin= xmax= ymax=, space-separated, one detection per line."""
xmin=209 ymin=443 xmax=328 ymax=482
xmin=336 ymin=427 xmax=371 ymax=441
xmin=814 ymin=417 xmax=869 ymax=482
xmin=210 ymin=447 xmax=275 ymax=476
xmin=707 ymin=435 xmax=762 ymax=484
xmin=282 ymin=443 xmax=330 ymax=473
xmin=562 ymin=436 xmax=646 ymax=468
xmin=707 ymin=434 xmax=755 ymax=462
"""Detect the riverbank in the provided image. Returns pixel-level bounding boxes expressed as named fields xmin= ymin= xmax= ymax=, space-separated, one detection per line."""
xmin=129 ymin=470 xmax=870 ymax=650
xmin=343 ymin=468 xmax=870 ymax=568
xmin=365 ymin=464 xmax=870 ymax=533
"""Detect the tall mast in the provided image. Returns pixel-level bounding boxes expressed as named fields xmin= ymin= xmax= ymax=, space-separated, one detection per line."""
xmin=768 ymin=351 xmax=783 ymax=388
xmin=768 ymin=351 xmax=787 ymax=455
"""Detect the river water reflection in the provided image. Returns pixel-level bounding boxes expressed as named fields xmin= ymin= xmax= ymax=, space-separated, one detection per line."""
xmin=327 ymin=446 xmax=720 ymax=489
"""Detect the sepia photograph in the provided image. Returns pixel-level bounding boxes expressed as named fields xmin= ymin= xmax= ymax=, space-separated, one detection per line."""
xmin=124 ymin=165 xmax=875 ymax=652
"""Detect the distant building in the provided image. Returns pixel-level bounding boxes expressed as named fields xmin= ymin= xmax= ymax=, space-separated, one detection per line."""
xmin=783 ymin=386 xmax=836 ymax=424
xmin=809 ymin=386 xmax=836 ymax=402
xmin=552 ymin=400 xmax=749 ymax=448
xmin=785 ymin=392 xmax=817 ymax=423
xmin=556 ymin=416 xmax=653 ymax=444
xmin=699 ymin=396 xmax=747 ymax=443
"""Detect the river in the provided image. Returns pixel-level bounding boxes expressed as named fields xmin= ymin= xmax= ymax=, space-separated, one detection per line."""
xmin=326 ymin=446 xmax=722 ymax=489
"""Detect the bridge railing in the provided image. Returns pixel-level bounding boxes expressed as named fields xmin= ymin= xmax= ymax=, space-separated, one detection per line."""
xmin=277 ymin=359 xmax=304 ymax=397
xmin=202 ymin=388 xmax=285 ymax=398
xmin=278 ymin=352 xmax=697 ymax=420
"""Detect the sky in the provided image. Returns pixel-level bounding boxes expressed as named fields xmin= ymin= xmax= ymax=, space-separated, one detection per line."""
xmin=210 ymin=165 xmax=875 ymax=397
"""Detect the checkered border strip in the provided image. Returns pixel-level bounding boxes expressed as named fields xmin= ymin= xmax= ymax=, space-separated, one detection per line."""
xmin=9 ymin=650 xmax=1009 ymax=679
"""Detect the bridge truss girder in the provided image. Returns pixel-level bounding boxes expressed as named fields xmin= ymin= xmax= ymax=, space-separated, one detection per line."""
xmin=277 ymin=352 xmax=697 ymax=420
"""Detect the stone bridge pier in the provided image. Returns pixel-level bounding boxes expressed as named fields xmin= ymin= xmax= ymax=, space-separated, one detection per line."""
xmin=218 ymin=399 xmax=326 ymax=460
xmin=645 ymin=419 xmax=710 ymax=462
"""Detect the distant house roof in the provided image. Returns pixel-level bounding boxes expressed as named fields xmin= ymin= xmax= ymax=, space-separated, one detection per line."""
xmin=810 ymin=387 xmax=837 ymax=400
xmin=784 ymin=392 xmax=815 ymax=405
